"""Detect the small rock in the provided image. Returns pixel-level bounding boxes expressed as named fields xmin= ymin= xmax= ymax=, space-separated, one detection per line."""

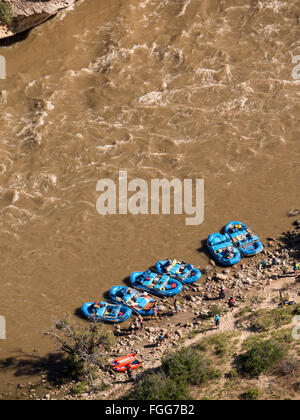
xmin=205 ymin=264 xmax=215 ymax=273
xmin=215 ymin=273 xmax=228 ymax=281
xmin=0 ymin=90 xmax=7 ymax=106
xmin=288 ymin=209 xmax=300 ymax=217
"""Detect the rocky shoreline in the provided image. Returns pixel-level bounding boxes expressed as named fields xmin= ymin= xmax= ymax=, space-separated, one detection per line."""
xmin=6 ymin=212 xmax=298 ymax=401
xmin=0 ymin=0 xmax=78 ymax=39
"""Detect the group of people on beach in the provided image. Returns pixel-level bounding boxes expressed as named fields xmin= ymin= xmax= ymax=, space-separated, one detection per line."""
xmin=204 ymin=283 xmax=235 ymax=309
xmin=131 ymin=279 xmax=236 ymax=339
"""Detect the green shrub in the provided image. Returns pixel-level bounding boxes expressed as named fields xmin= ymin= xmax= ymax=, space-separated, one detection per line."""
xmin=126 ymin=372 xmax=191 ymax=400
xmin=250 ymin=316 xmax=273 ymax=332
xmin=242 ymin=387 xmax=260 ymax=400
xmin=45 ymin=319 xmax=116 ymax=381
xmin=236 ymin=307 xmax=253 ymax=318
xmin=188 ymin=329 xmax=200 ymax=339
xmin=0 ymin=1 xmax=13 ymax=25
xmin=209 ymin=304 xmax=223 ymax=318
xmin=226 ymin=369 xmax=238 ymax=379
xmin=271 ymin=327 xmax=294 ymax=344
xmin=276 ymin=358 xmax=299 ymax=376
xmin=239 ymin=339 xmax=284 ymax=377
xmin=125 ymin=347 xmax=221 ymax=400
xmin=162 ymin=347 xmax=220 ymax=386
xmin=293 ymin=305 xmax=300 ymax=316
xmin=249 ymin=307 xmax=295 ymax=333
xmin=196 ymin=332 xmax=237 ymax=358
xmin=71 ymin=381 xmax=89 ymax=395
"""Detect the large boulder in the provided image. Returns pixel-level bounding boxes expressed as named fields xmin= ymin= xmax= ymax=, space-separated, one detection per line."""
xmin=0 ymin=0 xmax=78 ymax=39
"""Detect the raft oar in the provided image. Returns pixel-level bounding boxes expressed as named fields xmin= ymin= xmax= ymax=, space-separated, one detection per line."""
xmin=130 ymin=285 xmax=168 ymax=302
xmin=106 ymin=297 xmax=144 ymax=318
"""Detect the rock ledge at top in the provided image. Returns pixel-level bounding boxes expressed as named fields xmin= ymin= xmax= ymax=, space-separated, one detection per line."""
xmin=0 ymin=0 xmax=78 ymax=39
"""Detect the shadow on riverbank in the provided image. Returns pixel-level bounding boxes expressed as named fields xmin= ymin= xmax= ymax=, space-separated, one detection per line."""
xmin=0 ymin=351 xmax=72 ymax=387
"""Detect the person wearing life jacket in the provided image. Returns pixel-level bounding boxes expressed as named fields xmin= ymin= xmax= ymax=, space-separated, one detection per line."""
xmin=166 ymin=259 xmax=173 ymax=271
xmin=179 ymin=264 xmax=185 ymax=273
xmin=219 ymin=286 xmax=225 ymax=299
xmin=156 ymin=334 xmax=165 ymax=347
xmin=90 ymin=301 xmax=99 ymax=316
xmin=93 ymin=301 xmax=101 ymax=312
xmin=153 ymin=304 xmax=158 ymax=319
xmin=227 ymin=246 xmax=234 ymax=259
xmin=153 ymin=276 xmax=159 ymax=285
xmin=228 ymin=297 xmax=235 ymax=309
xmin=126 ymin=364 xmax=133 ymax=380
xmin=214 ymin=314 xmax=220 ymax=329
xmin=224 ymin=248 xmax=231 ymax=259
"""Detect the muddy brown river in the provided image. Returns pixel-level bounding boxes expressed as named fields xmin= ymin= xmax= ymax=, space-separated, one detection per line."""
xmin=0 ymin=0 xmax=299 ymax=394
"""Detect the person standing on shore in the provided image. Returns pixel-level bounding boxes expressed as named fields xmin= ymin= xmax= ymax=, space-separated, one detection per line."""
xmin=214 ymin=314 xmax=220 ymax=329
xmin=153 ymin=303 xmax=158 ymax=319
xmin=139 ymin=316 xmax=144 ymax=330
xmin=205 ymin=282 xmax=210 ymax=300
xmin=261 ymin=260 xmax=267 ymax=269
xmin=228 ymin=297 xmax=235 ymax=310
xmin=156 ymin=333 xmax=165 ymax=347
xmin=136 ymin=317 xmax=140 ymax=331
xmin=174 ymin=300 xmax=180 ymax=313
xmin=126 ymin=365 xmax=133 ymax=381
xmin=219 ymin=285 xmax=226 ymax=299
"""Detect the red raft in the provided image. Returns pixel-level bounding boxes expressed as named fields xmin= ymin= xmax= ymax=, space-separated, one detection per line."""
xmin=113 ymin=360 xmax=143 ymax=372
xmin=111 ymin=353 xmax=137 ymax=368
xmin=111 ymin=353 xmax=143 ymax=372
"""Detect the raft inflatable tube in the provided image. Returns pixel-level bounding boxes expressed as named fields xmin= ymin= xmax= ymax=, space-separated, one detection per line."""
xmin=155 ymin=259 xmax=202 ymax=284
xmin=111 ymin=353 xmax=137 ymax=368
xmin=113 ymin=360 xmax=143 ymax=372
xmin=130 ymin=270 xmax=183 ymax=297
xmin=224 ymin=221 xmax=263 ymax=257
xmin=81 ymin=301 xmax=132 ymax=323
xmin=207 ymin=232 xmax=241 ymax=266
xmin=109 ymin=286 xmax=158 ymax=316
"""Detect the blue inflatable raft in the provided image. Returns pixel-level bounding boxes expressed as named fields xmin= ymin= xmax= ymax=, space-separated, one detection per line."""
xmin=130 ymin=270 xmax=183 ymax=297
xmin=207 ymin=232 xmax=241 ymax=266
xmin=155 ymin=259 xmax=202 ymax=285
xmin=109 ymin=286 xmax=158 ymax=316
xmin=224 ymin=221 xmax=263 ymax=257
xmin=81 ymin=301 xmax=132 ymax=323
